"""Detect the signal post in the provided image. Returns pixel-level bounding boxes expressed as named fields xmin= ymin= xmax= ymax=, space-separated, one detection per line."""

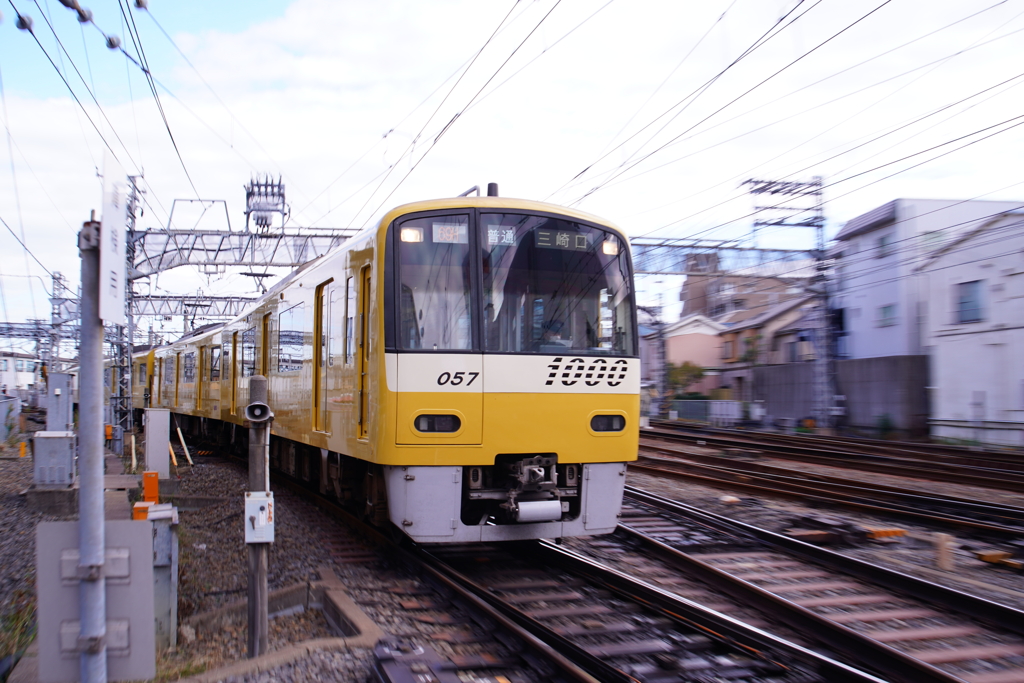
xmin=244 ymin=376 xmax=274 ymax=658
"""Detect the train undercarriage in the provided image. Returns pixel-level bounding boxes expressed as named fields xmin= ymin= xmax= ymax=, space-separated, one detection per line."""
xmin=168 ymin=414 xmax=625 ymax=544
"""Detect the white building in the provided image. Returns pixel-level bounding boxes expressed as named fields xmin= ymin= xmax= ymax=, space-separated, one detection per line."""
xmin=0 ymin=352 xmax=40 ymax=392
xmin=832 ymin=198 xmax=1023 ymax=360
xmin=919 ymin=210 xmax=1024 ymax=446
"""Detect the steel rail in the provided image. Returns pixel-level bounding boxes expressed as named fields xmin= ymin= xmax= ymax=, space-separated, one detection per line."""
xmin=640 ymin=445 xmax=1024 ymax=524
xmin=624 ymin=487 xmax=1024 ymax=638
xmin=650 ymin=420 xmax=1024 ymax=472
xmin=245 ymin=473 xmax=608 ymax=683
xmin=429 ymin=541 xmax=887 ymax=683
xmin=632 ymin=457 xmax=1024 ymax=539
xmin=271 ymin=465 xmax=880 ymax=682
xmin=641 ymin=428 xmax=1024 ymax=493
xmin=604 ymin=528 xmax=965 ymax=683
xmin=652 ymin=420 xmax=1024 ymax=466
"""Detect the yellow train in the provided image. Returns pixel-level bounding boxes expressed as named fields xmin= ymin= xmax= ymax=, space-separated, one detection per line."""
xmin=131 ymin=193 xmax=639 ymax=543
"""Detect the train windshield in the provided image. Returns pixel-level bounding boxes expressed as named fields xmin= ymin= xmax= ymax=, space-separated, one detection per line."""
xmin=481 ymin=213 xmax=635 ymax=356
xmin=397 ymin=214 xmax=473 ymax=351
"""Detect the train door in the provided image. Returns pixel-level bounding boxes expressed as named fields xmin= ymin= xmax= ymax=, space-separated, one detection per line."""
xmin=358 ymin=266 xmax=371 ymax=439
xmin=313 ymin=280 xmax=332 ymax=431
xmin=231 ymin=332 xmax=238 ymax=414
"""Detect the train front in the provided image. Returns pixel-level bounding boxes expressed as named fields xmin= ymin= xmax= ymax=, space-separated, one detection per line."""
xmin=381 ymin=201 xmax=639 ymax=543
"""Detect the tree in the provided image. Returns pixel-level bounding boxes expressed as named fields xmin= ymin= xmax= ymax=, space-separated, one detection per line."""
xmin=666 ymin=361 xmax=704 ymax=396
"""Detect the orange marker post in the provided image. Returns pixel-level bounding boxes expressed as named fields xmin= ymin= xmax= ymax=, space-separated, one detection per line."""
xmin=132 ymin=501 xmax=153 ymax=521
xmin=19 ymin=442 xmax=25 ymax=458
xmin=142 ymin=471 xmax=159 ymax=503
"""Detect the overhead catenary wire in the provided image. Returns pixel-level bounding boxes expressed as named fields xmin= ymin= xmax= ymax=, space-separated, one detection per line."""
xmin=116 ymin=0 xmax=201 ymax=199
xmin=9 ymin=1 xmax=130 ymax=168
xmin=566 ymin=0 xmax=899 ymax=207
xmin=350 ymin=0 xmax=524 ymax=227
xmin=615 ymin=0 xmax=1020 ymax=205
xmin=546 ymin=0 xmax=826 ymax=203
xmin=307 ymin=0 xmax=615 ymax=226
xmin=616 ymin=19 xmax=1024 ymax=228
xmin=0 ymin=55 xmax=40 ymax=318
xmin=658 ymin=200 xmax=1024 ymax=324
xmin=359 ymin=0 xmax=566 ymax=227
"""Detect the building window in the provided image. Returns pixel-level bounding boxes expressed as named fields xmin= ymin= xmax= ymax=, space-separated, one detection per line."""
xmin=876 ymin=234 xmax=892 ymax=258
xmin=15 ymin=360 xmax=24 ymax=372
xmin=0 ymin=359 xmax=6 ymax=371
xmin=877 ymin=304 xmax=897 ymax=327
xmin=787 ymin=341 xmax=798 ymax=363
xmin=956 ymin=280 xmax=983 ymax=323
xmin=723 ymin=340 xmax=733 ymax=360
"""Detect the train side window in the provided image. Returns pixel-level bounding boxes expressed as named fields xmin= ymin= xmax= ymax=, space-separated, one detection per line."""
xmin=182 ymin=352 xmax=197 ymax=383
xmin=241 ymin=326 xmax=256 ymax=377
xmin=278 ymin=303 xmax=304 ymax=373
xmin=210 ymin=346 xmax=221 ymax=381
xmin=163 ymin=357 xmax=175 ymax=384
xmin=346 ymin=276 xmax=355 ymax=364
xmin=137 ymin=363 xmax=147 ymax=385
xmin=328 ymin=284 xmax=341 ymax=366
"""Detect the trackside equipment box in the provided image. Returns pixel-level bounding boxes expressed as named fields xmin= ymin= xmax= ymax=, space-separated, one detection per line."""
xmin=32 ymin=431 xmax=76 ymax=487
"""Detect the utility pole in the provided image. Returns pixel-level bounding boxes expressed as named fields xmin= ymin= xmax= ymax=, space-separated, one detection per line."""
xmin=78 ymin=212 xmax=107 ymax=683
xmin=744 ymin=176 xmax=834 ymax=430
xmin=244 ymin=376 xmax=273 ymax=658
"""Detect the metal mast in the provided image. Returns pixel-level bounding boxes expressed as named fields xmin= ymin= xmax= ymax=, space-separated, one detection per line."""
xmin=744 ymin=176 xmax=834 ymax=430
xmin=109 ymin=176 xmax=142 ymax=455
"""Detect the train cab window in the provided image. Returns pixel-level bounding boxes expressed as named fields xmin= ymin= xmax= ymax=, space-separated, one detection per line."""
xmin=241 ymin=326 xmax=257 ymax=377
xmin=480 ymin=213 xmax=636 ymax=355
xmin=209 ymin=346 xmax=221 ymax=381
xmin=397 ymin=214 xmax=473 ymax=351
xmin=278 ymin=303 xmax=304 ymax=373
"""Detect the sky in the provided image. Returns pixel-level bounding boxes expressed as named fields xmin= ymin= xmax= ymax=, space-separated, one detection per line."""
xmin=1 ymin=0 xmax=1023 ymax=345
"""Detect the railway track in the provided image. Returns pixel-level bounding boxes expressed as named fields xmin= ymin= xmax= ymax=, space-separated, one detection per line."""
xmin=270 ymin=467 xmax=881 ymax=682
xmin=633 ymin=446 xmax=1024 ymax=540
xmin=418 ymin=541 xmax=881 ymax=683
xmin=650 ymin=421 xmax=1024 ymax=470
xmin=641 ymin=425 xmax=1024 ymax=493
xmin=619 ymin=486 xmax=1024 ymax=683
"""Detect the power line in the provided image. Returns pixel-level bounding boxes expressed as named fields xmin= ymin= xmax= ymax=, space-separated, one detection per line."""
xmin=351 ymin=1 xmax=523 ymax=227
xmin=0 ymin=56 xmax=40 ymax=318
xmin=547 ymin=0 xmax=825 ymax=203
xmin=9 ymin=2 xmax=128 ymax=167
xmin=116 ymin=0 xmax=200 ymax=198
xmin=615 ymin=21 xmax=1024 ymax=226
xmin=567 ymin=0 xmax=898 ymax=207
xmin=360 ymin=0 xmax=569 ymax=227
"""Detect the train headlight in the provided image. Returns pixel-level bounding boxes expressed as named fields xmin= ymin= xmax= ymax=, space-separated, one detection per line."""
xmin=590 ymin=414 xmax=625 ymax=432
xmin=415 ymin=414 xmax=461 ymax=433
xmin=401 ymin=227 xmax=424 ymax=242
xmin=602 ymin=239 xmax=619 ymax=256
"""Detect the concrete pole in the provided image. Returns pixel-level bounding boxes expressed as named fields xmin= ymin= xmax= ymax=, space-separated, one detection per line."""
xmin=78 ymin=214 xmax=107 ymax=683
xmin=247 ymin=375 xmax=269 ymax=658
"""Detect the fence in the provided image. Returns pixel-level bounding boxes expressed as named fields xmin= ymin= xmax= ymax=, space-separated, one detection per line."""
xmin=668 ymin=400 xmax=743 ymax=427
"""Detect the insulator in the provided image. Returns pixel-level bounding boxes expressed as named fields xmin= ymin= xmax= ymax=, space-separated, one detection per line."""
xmin=76 ymin=7 xmax=92 ymax=22
xmin=58 ymin=0 xmax=79 ymax=8
xmin=16 ymin=14 xmax=32 ymax=30
xmin=134 ymin=0 xmax=148 ymax=8
xmin=106 ymin=35 xmax=121 ymax=49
